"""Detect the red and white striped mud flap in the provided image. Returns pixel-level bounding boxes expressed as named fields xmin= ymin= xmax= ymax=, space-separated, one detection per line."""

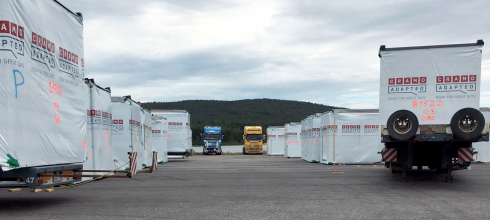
xmin=151 ymin=151 xmax=158 ymax=173
xmin=458 ymin=147 xmax=474 ymax=163
xmin=128 ymin=152 xmax=138 ymax=177
xmin=382 ymin=148 xmax=397 ymax=162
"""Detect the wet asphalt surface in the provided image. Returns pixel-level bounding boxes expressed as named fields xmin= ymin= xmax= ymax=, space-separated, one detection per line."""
xmin=1 ymin=155 xmax=490 ymax=219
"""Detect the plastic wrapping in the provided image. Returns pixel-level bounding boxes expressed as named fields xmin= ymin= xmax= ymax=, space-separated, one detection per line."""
xmin=284 ymin=122 xmax=301 ymax=158
xmin=321 ymin=111 xmax=382 ymax=164
xmin=306 ymin=116 xmax=314 ymax=162
xmin=111 ymin=97 xmax=143 ymax=171
xmin=84 ymin=80 xmax=113 ymax=175
xmin=140 ymin=109 xmax=152 ymax=168
xmin=267 ymin=127 xmax=285 ymax=156
xmin=379 ymin=43 xmax=483 ymax=126
xmin=151 ymin=110 xmax=190 ymax=155
xmin=310 ymin=114 xmax=322 ymax=163
xmin=151 ymin=116 xmax=168 ymax=163
xmin=473 ymin=108 xmax=490 ymax=162
xmin=301 ymin=119 xmax=307 ymax=160
xmin=0 ymin=0 xmax=86 ymax=171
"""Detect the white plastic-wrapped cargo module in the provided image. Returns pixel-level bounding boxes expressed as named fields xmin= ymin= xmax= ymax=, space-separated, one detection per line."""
xmin=140 ymin=109 xmax=153 ymax=168
xmin=267 ymin=126 xmax=285 ymax=156
xmin=379 ymin=40 xmax=484 ymax=136
xmin=151 ymin=116 xmax=168 ymax=163
xmin=84 ymin=79 xmax=114 ymax=175
xmin=0 ymin=0 xmax=86 ymax=171
xmin=301 ymin=119 xmax=307 ymax=160
xmin=321 ymin=109 xmax=382 ymax=164
xmin=151 ymin=110 xmax=191 ymax=157
xmin=285 ymin=122 xmax=301 ymax=158
xmin=309 ymin=114 xmax=322 ymax=163
xmin=111 ymin=96 xmax=143 ymax=171
xmin=473 ymin=108 xmax=490 ymax=162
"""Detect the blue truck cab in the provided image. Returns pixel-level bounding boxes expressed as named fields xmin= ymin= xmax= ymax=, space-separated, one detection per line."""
xmin=202 ymin=126 xmax=224 ymax=155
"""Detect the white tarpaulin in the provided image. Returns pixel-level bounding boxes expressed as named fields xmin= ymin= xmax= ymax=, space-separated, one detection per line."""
xmin=111 ymin=97 xmax=143 ymax=171
xmin=83 ymin=84 xmax=92 ymax=174
xmin=285 ymin=122 xmax=301 ymax=158
xmin=140 ymin=109 xmax=152 ymax=168
xmin=473 ymin=108 xmax=490 ymax=162
xmin=151 ymin=110 xmax=190 ymax=155
xmin=85 ymin=80 xmax=113 ymax=175
xmin=379 ymin=42 xmax=483 ymax=125
xmin=301 ymin=119 xmax=307 ymax=160
xmin=0 ymin=0 xmax=85 ymax=171
xmin=267 ymin=126 xmax=285 ymax=156
xmin=151 ymin=116 xmax=168 ymax=163
xmin=321 ymin=110 xmax=382 ymax=164
xmin=309 ymin=114 xmax=322 ymax=163
xmin=306 ymin=116 xmax=314 ymax=162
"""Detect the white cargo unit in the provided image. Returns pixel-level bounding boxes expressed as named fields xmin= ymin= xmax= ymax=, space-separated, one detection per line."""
xmin=161 ymin=118 xmax=169 ymax=162
xmin=306 ymin=116 xmax=314 ymax=162
xmin=267 ymin=126 xmax=285 ymax=156
xmin=151 ymin=116 xmax=168 ymax=163
xmin=285 ymin=122 xmax=301 ymax=158
xmin=111 ymin=97 xmax=143 ymax=171
xmin=151 ymin=110 xmax=191 ymax=157
xmin=84 ymin=79 xmax=114 ymax=175
xmin=0 ymin=0 xmax=86 ymax=171
xmin=140 ymin=109 xmax=153 ymax=168
xmin=321 ymin=109 xmax=382 ymax=164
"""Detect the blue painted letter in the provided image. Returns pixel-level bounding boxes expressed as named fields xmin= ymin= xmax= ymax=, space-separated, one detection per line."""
xmin=13 ymin=70 xmax=24 ymax=98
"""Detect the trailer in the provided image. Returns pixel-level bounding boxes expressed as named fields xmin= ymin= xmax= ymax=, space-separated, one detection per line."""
xmin=378 ymin=40 xmax=489 ymax=182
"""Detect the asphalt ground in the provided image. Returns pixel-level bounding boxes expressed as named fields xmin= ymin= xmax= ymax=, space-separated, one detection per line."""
xmin=2 ymin=155 xmax=490 ymax=219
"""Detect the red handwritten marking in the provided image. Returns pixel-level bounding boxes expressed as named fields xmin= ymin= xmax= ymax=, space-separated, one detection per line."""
xmin=53 ymin=103 xmax=60 ymax=124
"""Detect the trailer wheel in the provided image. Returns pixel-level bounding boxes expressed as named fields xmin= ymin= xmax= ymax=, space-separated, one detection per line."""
xmin=451 ymin=108 xmax=485 ymax=140
xmin=387 ymin=110 xmax=419 ymax=140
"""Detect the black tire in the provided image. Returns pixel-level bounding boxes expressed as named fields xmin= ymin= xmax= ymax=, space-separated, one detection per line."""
xmin=387 ymin=110 xmax=419 ymax=140
xmin=451 ymin=108 xmax=485 ymax=140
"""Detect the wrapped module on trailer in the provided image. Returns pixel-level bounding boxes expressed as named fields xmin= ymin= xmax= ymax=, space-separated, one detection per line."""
xmin=0 ymin=0 xmax=86 ymax=171
xmin=140 ymin=109 xmax=152 ymax=168
xmin=151 ymin=110 xmax=191 ymax=157
xmin=285 ymin=122 xmax=301 ymax=158
xmin=322 ymin=110 xmax=382 ymax=164
xmin=151 ymin=116 xmax=168 ymax=163
xmin=111 ymin=97 xmax=143 ymax=171
xmin=267 ymin=126 xmax=285 ymax=156
xmin=379 ymin=40 xmax=488 ymax=181
xmin=84 ymin=79 xmax=114 ymax=175
xmin=309 ymin=114 xmax=322 ymax=163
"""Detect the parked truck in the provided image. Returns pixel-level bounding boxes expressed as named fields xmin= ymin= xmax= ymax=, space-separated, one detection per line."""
xmin=243 ymin=126 xmax=265 ymax=155
xmin=379 ymin=40 xmax=489 ymax=182
xmin=202 ymin=126 xmax=223 ymax=155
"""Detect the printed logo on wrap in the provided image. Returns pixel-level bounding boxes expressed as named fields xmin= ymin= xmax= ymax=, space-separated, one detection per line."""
xmin=436 ymin=75 xmax=477 ymax=94
xmin=342 ymin=125 xmax=360 ymax=134
xmin=388 ymin=77 xmax=426 ymax=95
xmin=168 ymin=122 xmax=183 ymax=130
xmin=102 ymin=111 xmax=111 ymax=126
xmin=312 ymin=128 xmax=321 ymax=137
xmin=326 ymin=125 xmax=338 ymax=134
xmin=286 ymin=132 xmax=298 ymax=143
xmin=363 ymin=125 xmax=380 ymax=134
xmin=87 ymin=110 xmax=101 ymax=125
xmin=31 ymin=32 xmax=55 ymax=69
xmin=58 ymin=46 xmax=81 ymax=80
xmin=112 ymin=119 xmax=124 ymax=133
xmin=0 ymin=20 xmax=25 ymax=58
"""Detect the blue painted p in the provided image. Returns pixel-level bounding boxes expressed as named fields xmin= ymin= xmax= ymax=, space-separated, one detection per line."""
xmin=13 ymin=70 xmax=24 ymax=98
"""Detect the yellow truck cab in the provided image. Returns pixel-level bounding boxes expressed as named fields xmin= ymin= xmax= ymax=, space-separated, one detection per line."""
xmin=243 ymin=126 xmax=265 ymax=155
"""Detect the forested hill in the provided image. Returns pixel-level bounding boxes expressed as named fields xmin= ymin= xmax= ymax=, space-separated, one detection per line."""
xmin=142 ymin=99 xmax=342 ymax=145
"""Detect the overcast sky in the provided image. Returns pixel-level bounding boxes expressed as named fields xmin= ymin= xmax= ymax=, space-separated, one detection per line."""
xmin=59 ymin=0 xmax=490 ymax=108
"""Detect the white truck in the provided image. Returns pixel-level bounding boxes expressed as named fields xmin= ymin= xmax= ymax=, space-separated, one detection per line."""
xmin=379 ymin=40 xmax=488 ymax=182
